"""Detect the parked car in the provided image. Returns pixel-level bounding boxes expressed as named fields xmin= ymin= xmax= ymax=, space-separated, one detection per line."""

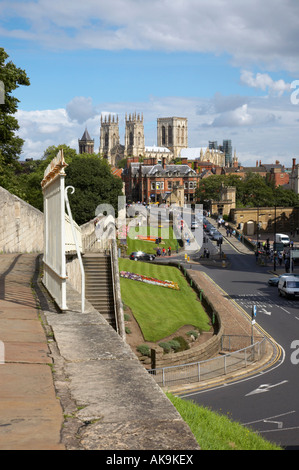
xmin=268 ymin=273 xmax=299 ymax=286
xmin=191 ymin=221 xmax=199 ymax=230
xmin=129 ymin=251 xmax=156 ymax=261
xmin=212 ymin=232 xmax=223 ymax=241
xmin=207 ymin=227 xmax=218 ymax=236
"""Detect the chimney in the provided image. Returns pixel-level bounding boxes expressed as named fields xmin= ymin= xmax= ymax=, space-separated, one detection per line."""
xmin=293 ymin=158 xmax=296 ymax=170
xmin=256 ymin=160 xmax=258 ymax=167
xmin=162 ymin=157 xmax=166 ymax=169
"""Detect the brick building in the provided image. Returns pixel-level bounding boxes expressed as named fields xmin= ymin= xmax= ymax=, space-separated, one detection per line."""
xmin=123 ymin=157 xmax=199 ymax=204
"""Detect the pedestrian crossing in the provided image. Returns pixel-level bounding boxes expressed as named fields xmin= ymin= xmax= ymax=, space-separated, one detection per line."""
xmin=229 ymin=291 xmax=299 ymax=311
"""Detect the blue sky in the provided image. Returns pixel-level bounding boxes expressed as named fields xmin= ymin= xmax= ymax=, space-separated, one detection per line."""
xmin=1 ymin=0 xmax=299 ymax=166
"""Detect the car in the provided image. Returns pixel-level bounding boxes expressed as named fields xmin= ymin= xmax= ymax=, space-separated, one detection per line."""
xmin=191 ymin=222 xmax=199 ymax=230
xmin=268 ymin=273 xmax=299 ymax=286
xmin=212 ymin=232 xmax=223 ymax=241
xmin=129 ymin=251 xmax=156 ymax=261
xmin=207 ymin=227 xmax=218 ymax=236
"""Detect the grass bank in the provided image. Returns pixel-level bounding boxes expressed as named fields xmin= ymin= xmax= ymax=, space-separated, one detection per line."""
xmin=167 ymin=393 xmax=282 ymax=451
xmin=119 ymin=258 xmax=210 ymax=342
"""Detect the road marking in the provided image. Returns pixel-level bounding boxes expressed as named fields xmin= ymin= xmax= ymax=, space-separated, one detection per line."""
xmin=243 ymin=411 xmax=296 ymax=431
xmin=261 ymin=308 xmax=271 ymax=316
xmin=279 ymin=306 xmax=291 ymax=314
xmin=245 ymin=380 xmax=288 ymax=396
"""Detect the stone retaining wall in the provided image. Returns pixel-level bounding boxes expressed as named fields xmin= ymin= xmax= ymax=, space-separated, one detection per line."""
xmin=0 ymin=186 xmax=43 ymax=253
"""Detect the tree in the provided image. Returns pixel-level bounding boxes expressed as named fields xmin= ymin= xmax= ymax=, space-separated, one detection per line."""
xmin=65 ymin=154 xmax=123 ymax=225
xmin=0 ymin=48 xmax=30 ymax=165
xmin=17 ymin=145 xmax=77 ymax=212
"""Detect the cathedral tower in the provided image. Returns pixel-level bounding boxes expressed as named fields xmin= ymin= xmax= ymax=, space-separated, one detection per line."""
xmin=157 ymin=117 xmax=188 ymax=159
xmin=124 ymin=113 xmax=145 ymax=157
xmin=78 ymin=128 xmax=94 ymax=154
xmin=99 ymin=114 xmax=121 ymax=164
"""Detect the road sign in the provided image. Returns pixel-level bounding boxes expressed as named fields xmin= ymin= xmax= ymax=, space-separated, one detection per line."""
xmin=252 ymin=305 xmax=257 ymax=319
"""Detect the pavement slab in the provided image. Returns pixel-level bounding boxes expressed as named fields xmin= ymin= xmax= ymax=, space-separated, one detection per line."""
xmin=0 ymin=254 xmax=65 ymax=450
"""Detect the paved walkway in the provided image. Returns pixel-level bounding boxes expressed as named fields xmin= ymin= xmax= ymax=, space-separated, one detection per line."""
xmin=0 ymin=254 xmax=64 ymax=450
xmin=0 ymin=253 xmax=199 ymax=451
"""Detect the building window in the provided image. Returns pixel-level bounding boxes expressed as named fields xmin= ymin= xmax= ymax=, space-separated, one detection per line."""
xmin=184 ymin=182 xmax=188 ymax=189
xmin=162 ymin=126 xmax=166 ymax=145
xmin=168 ymin=181 xmax=172 ymax=190
xmin=151 ymin=182 xmax=155 ymax=190
xmin=156 ymin=182 xmax=164 ymax=190
xmin=168 ymin=125 xmax=173 ymax=145
xmin=129 ymin=131 xmax=134 ymax=146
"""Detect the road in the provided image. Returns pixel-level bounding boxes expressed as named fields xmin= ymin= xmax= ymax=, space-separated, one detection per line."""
xmin=179 ymin=233 xmax=299 ymax=450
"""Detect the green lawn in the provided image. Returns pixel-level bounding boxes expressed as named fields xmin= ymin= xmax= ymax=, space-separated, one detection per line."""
xmin=126 ymin=225 xmax=180 ymax=256
xmin=167 ymin=393 xmax=282 ymax=451
xmin=119 ymin=258 xmax=210 ymax=342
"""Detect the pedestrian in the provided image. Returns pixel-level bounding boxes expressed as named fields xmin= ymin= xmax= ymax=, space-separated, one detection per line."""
xmin=162 ymin=247 xmax=166 ymax=256
xmin=206 ymin=249 xmax=210 ymax=259
xmin=168 ymin=246 xmax=171 ymax=256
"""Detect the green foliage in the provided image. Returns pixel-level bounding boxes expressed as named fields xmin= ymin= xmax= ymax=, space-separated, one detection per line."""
xmin=65 ymin=154 xmax=123 ymax=225
xmin=167 ymin=393 xmax=282 ymax=450
xmin=187 ymin=330 xmax=199 ymax=339
xmin=196 ymin=172 xmax=299 ymax=208
xmin=137 ymin=344 xmax=151 ymax=357
xmin=159 ymin=342 xmax=172 ymax=354
xmin=0 ymin=48 xmax=30 ymax=165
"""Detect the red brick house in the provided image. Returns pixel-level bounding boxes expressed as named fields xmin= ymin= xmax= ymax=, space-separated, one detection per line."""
xmin=122 ymin=157 xmax=199 ymax=204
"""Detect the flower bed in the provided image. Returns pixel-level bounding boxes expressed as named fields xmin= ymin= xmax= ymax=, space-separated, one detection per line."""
xmin=120 ymin=271 xmax=179 ymax=290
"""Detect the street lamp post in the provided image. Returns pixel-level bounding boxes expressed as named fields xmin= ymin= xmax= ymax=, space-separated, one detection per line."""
xmin=274 ymin=205 xmax=277 ymax=272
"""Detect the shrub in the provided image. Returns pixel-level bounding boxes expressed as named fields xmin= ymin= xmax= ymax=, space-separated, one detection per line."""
xmin=137 ymin=344 xmax=151 ymax=357
xmin=187 ymin=330 xmax=199 ymax=339
xmin=159 ymin=342 xmax=172 ymax=354
xmin=173 ymin=336 xmax=190 ymax=352
xmin=125 ymin=327 xmax=131 ymax=334
xmin=124 ymin=313 xmax=131 ymax=322
xmin=168 ymin=340 xmax=181 ymax=352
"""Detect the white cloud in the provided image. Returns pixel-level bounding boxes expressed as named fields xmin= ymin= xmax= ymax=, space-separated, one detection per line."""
xmin=240 ymin=71 xmax=291 ymax=96
xmin=2 ymin=0 xmax=299 ymax=71
xmin=66 ymin=96 xmax=98 ymax=124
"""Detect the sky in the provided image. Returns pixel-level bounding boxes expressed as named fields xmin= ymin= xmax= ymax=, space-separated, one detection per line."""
xmin=1 ymin=0 xmax=299 ymax=167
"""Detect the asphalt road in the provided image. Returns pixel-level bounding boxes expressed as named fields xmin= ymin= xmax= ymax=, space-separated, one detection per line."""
xmin=180 ymin=237 xmax=299 ymax=450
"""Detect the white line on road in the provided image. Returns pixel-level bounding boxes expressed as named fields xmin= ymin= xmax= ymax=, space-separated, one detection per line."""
xmin=245 ymin=380 xmax=288 ymax=396
xmin=243 ymin=410 xmax=295 ymax=427
xmin=279 ymin=307 xmax=291 ymax=314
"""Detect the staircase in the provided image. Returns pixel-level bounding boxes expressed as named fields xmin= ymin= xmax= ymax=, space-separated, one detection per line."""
xmin=83 ymin=253 xmax=116 ymax=329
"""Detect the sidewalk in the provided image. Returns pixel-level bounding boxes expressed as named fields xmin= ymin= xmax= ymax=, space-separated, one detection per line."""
xmin=0 ymin=254 xmax=64 ymax=450
xmin=0 ymin=254 xmax=199 ymax=451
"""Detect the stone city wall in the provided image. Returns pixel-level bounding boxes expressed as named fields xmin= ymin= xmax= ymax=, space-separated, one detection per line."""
xmin=0 ymin=186 xmax=44 ymax=253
